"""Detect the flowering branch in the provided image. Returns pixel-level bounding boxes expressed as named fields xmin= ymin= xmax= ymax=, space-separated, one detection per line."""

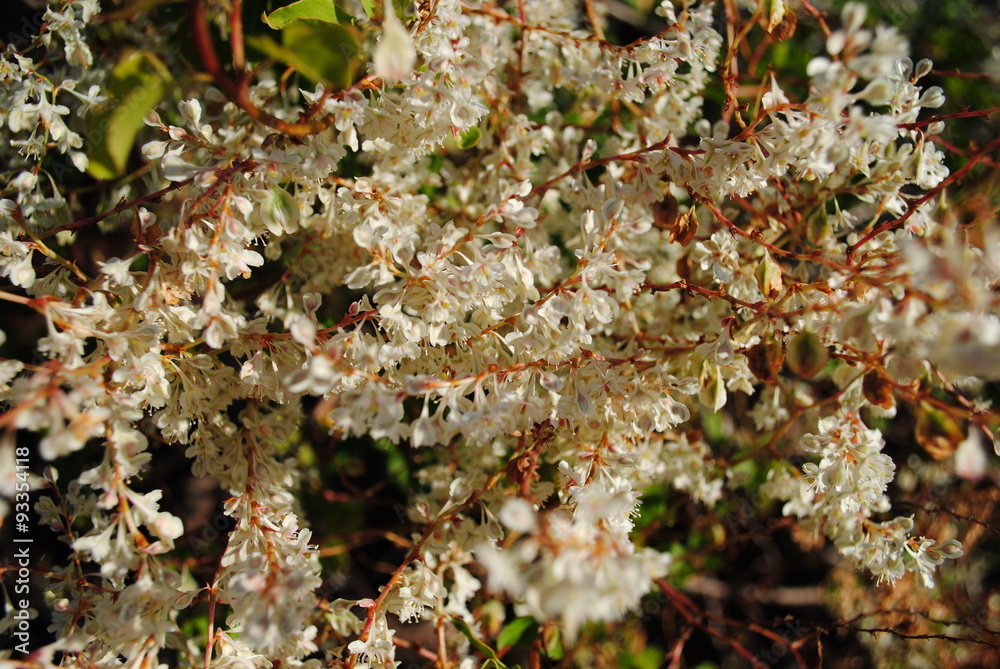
xmin=848 ymin=135 xmax=1000 ymax=264
xmin=188 ymin=0 xmax=372 ymax=137
xmin=1 ymin=1 xmax=996 ymax=667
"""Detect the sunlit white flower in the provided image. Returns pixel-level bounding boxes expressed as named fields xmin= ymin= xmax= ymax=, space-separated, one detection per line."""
xmin=373 ymin=0 xmax=415 ymax=82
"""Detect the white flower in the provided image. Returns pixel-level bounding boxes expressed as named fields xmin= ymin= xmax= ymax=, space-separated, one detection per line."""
xmin=955 ymin=429 xmax=988 ymax=482
xmin=498 ymin=497 xmax=538 ymax=533
xmin=0 ymin=0 xmax=987 ymax=662
xmin=373 ymin=0 xmax=415 ymax=82
xmin=96 ymin=257 xmax=135 ymax=287
xmin=348 ymin=611 xmax=398 ymax=669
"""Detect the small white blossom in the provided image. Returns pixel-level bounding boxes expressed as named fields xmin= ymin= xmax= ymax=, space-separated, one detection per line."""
xmin=373 ymin=0 xmax=416 ymax=82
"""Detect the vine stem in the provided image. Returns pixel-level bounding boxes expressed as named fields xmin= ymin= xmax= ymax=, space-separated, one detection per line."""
xmin=9 ymin=205 xmax=88 ymax=282
xmin=39 ymin=158 xmax=258 ymax=240
xmin=203 ymin=582 xmax=219 ymax=668
xmin=188 ymin=0 xmax=372 ymax=137
xmin=345 ymin=466 xmax=506 ymax=668
xmin=657 ymin=579 xmax=809 ymax=668
xmin=847 ymin=135 xmax=1000 ymax=265
xmin=897 ymin=105 xmax=1000 ymax=131
xmin=230 ymin=0 xmax=246 ymax=74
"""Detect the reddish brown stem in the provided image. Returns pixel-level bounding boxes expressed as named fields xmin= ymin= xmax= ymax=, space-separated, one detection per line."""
xmin=230 ymin=0 xmax=246 ymax=74
xmin=204 ymin=584 xmax=218 ymax=668
xmin=189 ymin=0 xmax=345 ymax=137
xmin=847 ymin=135 xmax=1000 ymax=265
xmin=898 ymin=106 xmax=1000 ymax=131
xmin=40 ymin=158 xmax=257 ymax=240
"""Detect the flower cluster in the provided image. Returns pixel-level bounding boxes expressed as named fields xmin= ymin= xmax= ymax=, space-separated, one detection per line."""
xmin=765 ymin=412 xmax=963 ymax=586
xmin=0 ymin=0 xmax=995 ymax=667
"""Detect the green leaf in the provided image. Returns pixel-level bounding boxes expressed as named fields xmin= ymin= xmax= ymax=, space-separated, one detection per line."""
xmin=497 ymin=616 xmax=538 ymax=650
xmin=361 ymin=0 xmax=376 ymax=18
xmin=86 ymin=50 xmax=171 ymax=180
xmin=262 ymin=0 xmax=341 ymax=29
xmin=543 ymin=625 xmax=564 ymax=660
xmin=374 ymin=437 xmax=410 ymax=488
xmin=179 ymin=611 xmax=210 ymax=640
xmin=246 ymin=21 xmax=359 ymax=89
xmin=452 ymin=617 xmax=506 ymax=668
xmin=625 ymin=647 xmax=667 ymax=669
xmin=427 ymin=153 xmax=444 ymax=174
xmin=458 ymin=126 xmax=482 ymax=149
xmin=700 ymin=410 xmax=724 ymax=445
xmin=285 ymin=21 xmax=359 ymax=87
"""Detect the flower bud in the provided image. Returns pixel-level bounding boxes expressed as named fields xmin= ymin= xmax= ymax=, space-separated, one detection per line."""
xmin=754 ymin=249 xmax=783 ymax=300
xmin=499 ymin=498 xmax=537 ymax=533
xmin=955 ymin=429 xmax=988 ymax=481
xmin=858 ymin=79 xmax=892 ymax=106
xmin=842 ymin=2 xmax=867 ymax=34
xmin=373 ymin=0 xmax=416 ymax=83
xmin=918 ymin=86 xmax=945 ymax=109
xmin=699 ymin=363 xmax=727 ymax=412
xmin=913 ymin=58 xmax=934 ymax=80
xmin=933 ymin=539 xmax=964 ymax=560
